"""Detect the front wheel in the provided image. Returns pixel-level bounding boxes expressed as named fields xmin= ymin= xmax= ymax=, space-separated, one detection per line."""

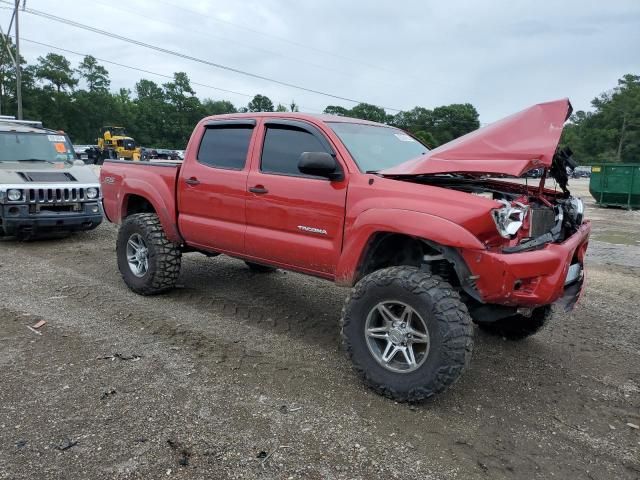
xmin=340 ymin=266 xmax=473 ymax=402
xmin=116 ymin=213 xmax=182 ymax=295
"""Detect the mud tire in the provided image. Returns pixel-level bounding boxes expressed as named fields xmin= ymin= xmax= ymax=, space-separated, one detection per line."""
xmin=340 ymin=266 xmax=473 ymax=402
xmin=117 ymin=213 xmax=181 ymax=295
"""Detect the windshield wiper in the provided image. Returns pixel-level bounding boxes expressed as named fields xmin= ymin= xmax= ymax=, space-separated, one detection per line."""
xmin=365 ymin=170 xmax=380 ymax=174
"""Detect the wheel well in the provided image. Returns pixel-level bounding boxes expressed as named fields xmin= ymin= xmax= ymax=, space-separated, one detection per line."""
xmin=124 ymin=195 xmax=156 ymax=217
xmin=356 ymin=233 xmax=460 ymax=287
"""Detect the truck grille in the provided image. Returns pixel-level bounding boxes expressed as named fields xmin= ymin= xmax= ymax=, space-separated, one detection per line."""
xmin=26 ymin=187 xmax=89 ymax=204
xmin=529 ymin=207 xmax=556 ymax=237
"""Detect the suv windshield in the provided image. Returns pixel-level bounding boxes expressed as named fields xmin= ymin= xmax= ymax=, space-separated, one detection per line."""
xmin=0 ymin=132 xmax=75 ymax=163
xmin=329 ymin=122 xmax=428 ymax=172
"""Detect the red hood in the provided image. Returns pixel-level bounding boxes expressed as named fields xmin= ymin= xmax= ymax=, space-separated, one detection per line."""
xmin=382 ymin=98 xmax=572 ymax=177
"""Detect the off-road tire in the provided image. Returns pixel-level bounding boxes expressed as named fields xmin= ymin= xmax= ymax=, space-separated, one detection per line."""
xmin=476 ymin=306 xmax=552 ymax=340
xmin=245 ymin=261 xmax=276 ymax=273
xmin=117 ymin=213 xmax=181 ymax=295
xmin=340 ymin=266 xmax=473 ymax=402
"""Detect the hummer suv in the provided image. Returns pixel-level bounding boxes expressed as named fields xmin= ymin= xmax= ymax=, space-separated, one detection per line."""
xmin=0 ymin=116 xmax=103 ymax=238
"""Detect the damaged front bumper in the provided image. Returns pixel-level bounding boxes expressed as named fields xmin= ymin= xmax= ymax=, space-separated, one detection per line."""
xmin=461 ymin=221 xmax=591 ymax=310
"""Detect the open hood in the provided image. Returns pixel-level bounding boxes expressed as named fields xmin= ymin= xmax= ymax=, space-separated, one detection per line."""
xmin=381 ymin=98 xmax=572 ymax=177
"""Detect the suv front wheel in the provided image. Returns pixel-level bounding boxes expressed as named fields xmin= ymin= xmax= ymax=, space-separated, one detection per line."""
xmin=340 ymin=266 xmax=473 ymax=402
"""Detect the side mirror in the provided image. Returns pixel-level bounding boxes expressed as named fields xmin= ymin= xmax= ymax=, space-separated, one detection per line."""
xmin=298 ymin=152 xmax=343 ymax=181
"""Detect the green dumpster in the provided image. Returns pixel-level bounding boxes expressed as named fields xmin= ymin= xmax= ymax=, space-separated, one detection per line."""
xmin=590 ymin=164 xmax=640 ymax=209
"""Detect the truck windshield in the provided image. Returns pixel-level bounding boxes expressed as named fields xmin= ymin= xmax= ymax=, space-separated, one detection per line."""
xmin=329 ymin=123 xmax=429 ymax=172
xmin=0 ymin=132 xmax=75 ymax=163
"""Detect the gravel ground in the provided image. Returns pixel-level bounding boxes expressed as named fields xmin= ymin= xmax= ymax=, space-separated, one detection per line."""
xmin=0 ymin=178 xmax=639 ymax=479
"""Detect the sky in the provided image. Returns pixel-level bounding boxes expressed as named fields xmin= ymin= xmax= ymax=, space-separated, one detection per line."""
xmin=1 ymin=0 xmax=639 ymax=123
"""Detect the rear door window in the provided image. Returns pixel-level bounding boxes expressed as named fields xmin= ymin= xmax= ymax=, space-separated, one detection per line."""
xmin=197 ymin=126 xmax=254 ymax=170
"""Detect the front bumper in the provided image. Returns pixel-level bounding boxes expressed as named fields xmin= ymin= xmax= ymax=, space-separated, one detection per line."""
xmin=0 ymin=202 xmax=103 ymax=236
xmin=462 ymin=221 xmax=591 ymax=310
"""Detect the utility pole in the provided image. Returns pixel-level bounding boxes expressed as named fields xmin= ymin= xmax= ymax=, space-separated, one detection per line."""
xmin=14 ymin=0 xmax=23 ymax=119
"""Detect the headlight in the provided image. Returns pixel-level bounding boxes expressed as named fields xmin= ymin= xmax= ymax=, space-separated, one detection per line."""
xmin=560 ymin=196 xmax=584 ymax=228
xmin=86 ymin=187 xmax=99 ymax=199
xmin=7 ymin=189 xmax=22 ymax=201
xmin=492 ymin=200 xmax=528 ymax=238
xmin=569 ymin=197 xmax=584 ymax=225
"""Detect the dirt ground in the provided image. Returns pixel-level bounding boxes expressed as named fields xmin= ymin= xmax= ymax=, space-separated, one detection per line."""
xmin=1 ymin=178 xmax=639 ymax=479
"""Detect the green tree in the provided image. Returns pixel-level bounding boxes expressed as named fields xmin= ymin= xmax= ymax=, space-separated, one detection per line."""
xmin=412 ymin=130 xmax=437 ymax=149
xmin=247 ymin=94 xmax=274 ymax=112
xmin=163 ymin=72 xmax=196 ymax=105
xmin=561 ymin=74 xmax=640 ymax=164
xmin=76 ymin=55 xmax=110 ymax=92
xmin=390 ymin=104 xmax=479 ymax=147
xmin=349 ymin=103 xmax=388 ymax=123
xmin=202 ymin=99 xmax=237 ymax=115
xmin=35 ymin=53 xmax=78 ymax=93
xmin=430 ymin=103 xmax=480 ymax=145
xmin=0 ymin=35 xmax=17 ymax=115
xmin=323 ymin=105 xmax=349 ymax=116
xmin=275 ymin=103 xmax=288 ymax=112
xmin=162 ymin=73 xmax=205 ymax=147
xmin=290 ymin=100 xmax=299 ymax=112
xmin=131 ymin=79 xmax=167 ymax=147
xmin=391 ymin=107 xmax=433 ymax=133
xmin=0 ymin=36 xmax=39 ymax=118
xmin=136 ymin=79 xmax=165 ymax=101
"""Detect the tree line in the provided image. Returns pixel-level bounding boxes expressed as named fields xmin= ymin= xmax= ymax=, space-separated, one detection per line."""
xmin=0 ymin=36 xmax=637 ymax=162
xmin=560 ymin=74 xmax=639 ymax=164
xmin=0 ymin=36 xmax=480 ymax=149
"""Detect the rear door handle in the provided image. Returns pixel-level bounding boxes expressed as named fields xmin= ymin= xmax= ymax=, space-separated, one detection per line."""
xmin=185 ymin=177 xmax=200 ymax=186
xmin=249 ymin=186 xmax=268 ymax=194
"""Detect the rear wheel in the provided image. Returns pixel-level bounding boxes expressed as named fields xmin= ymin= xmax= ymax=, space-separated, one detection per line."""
xmin=340 ymin=266 xmax=473 ymax=402
xmin=117 ymin=213 xmax=181 ymax=295
xmin=245 ymin=261 xmax=276 ymax=273
xmin=475 ymin=306 xmax=552 ymax=340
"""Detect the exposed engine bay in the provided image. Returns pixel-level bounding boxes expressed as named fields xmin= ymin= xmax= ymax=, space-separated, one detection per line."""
xmin=395 ymin=148 xmax=585 ymax=253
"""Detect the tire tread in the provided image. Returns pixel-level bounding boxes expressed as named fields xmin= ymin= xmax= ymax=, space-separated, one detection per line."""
xmin=117 ymin=213 xmax=181 ymax=295
xmin=340 ymin=266 xmax=473 ymax=402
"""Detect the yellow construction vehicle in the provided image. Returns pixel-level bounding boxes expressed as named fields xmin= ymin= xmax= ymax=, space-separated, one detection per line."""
xmin=96 ymin=126 xmax=141 ymax=162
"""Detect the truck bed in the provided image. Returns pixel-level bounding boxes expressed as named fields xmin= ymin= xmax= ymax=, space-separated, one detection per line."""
xmin=100 ymin=159 xmax=183 ymax=242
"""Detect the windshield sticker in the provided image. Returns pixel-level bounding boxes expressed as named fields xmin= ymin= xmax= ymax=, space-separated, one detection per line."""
xmin=394 ymin=133 xmax=416 ymax=142
xmin=54 ymin=142 xmax=67 ymax=153
xmin=47 ymin=134 xmax=66 ymax=142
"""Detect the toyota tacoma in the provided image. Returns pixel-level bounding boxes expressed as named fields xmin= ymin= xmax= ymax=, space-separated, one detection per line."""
xmin=101 ymin=99 xmax=590 ymax=401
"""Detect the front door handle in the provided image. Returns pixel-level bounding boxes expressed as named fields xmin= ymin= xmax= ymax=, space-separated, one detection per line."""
xmin=249 ymin=185 xmax=268 ymax=194
xmin=185 ymin=177 xmax=200 ymax=186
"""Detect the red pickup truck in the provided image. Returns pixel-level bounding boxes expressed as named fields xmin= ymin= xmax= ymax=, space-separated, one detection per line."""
xmin=101 ymin=98 xmax=590 ymax=401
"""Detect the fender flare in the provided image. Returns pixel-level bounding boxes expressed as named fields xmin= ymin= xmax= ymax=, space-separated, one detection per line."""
xmin=119 ymin=177 xmax=182 ymax=243
xmin=335 ymin=208 xmax=485 ymax=286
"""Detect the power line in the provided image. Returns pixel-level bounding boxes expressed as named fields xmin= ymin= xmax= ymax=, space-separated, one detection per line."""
xmin=92 ymin=0 xmax=384 ymax=86
xmin=18 ymin=37 xmax=322 ymax=113
xmin=154 ymin=0 xmax=402 ymax=78
xmin=4 ymin=2 xmax=403 ymax=112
